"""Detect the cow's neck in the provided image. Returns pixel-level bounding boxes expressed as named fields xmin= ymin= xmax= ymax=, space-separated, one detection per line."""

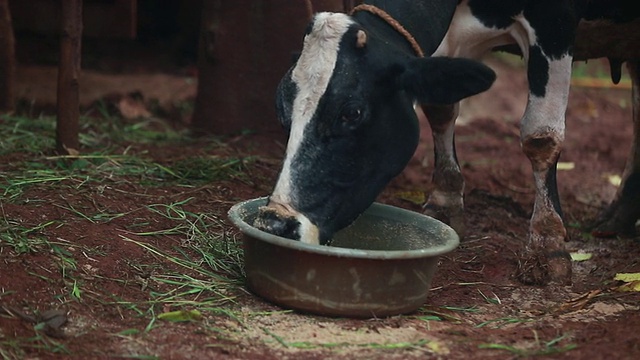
xmin=354 ymin=1 xmax=458 ymax=56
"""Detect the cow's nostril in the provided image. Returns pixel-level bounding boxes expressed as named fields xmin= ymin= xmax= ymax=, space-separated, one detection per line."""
xmin=253 ymin=206 xmax=301 ymax=241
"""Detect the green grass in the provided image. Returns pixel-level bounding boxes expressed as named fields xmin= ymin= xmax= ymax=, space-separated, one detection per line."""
xmin=0 ymin=113 xmax=255 ymax=203
xmin=0 ymin=112 xmax=254 ymax=358
xmin=0 ymin=112 xmax=184 ymax=155
xmin=0 ymin=115 xmax=57 ymax=154
xmin=0 ymin=219 xmax=59 ymax=254
xmin=0 ymin=334 xmax=69 ymax=360
xmin=479 ymin=333 xmax=577 ymax=357
xmin=475 ymin=316 xmax=534 ymax=329
xmin=1 ymin=153 xmax=253 ymax=201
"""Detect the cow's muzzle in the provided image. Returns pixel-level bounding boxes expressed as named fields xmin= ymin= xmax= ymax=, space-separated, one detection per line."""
xmin=253 ymin=200 xmax=321 ymax=244
xmin=253 ymin=205 xmax=301 ymax=241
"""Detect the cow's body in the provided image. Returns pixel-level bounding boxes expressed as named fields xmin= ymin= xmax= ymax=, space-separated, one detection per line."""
xmin=423 ymin=0 xmax=640 ymax=284
xmin=255 ymin=0 xmax=640 ymax=285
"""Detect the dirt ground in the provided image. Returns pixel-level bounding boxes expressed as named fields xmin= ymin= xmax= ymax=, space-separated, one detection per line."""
xmin=1 ymin=39 xmax=640 ymax=359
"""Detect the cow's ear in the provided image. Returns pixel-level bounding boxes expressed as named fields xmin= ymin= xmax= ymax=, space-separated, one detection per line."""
xmin=396 ymin=57 xmax=496 ymax=104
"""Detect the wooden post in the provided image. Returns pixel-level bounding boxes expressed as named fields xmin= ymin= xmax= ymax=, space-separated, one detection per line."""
xmin=191 ymin=1 xmax=344 ymax=136
xmin=56 ymin=0 xmax=83 ymax=154
xmin=342 ymin=0 xmax=357 ymax=13
xmin=0 ymin=0 xmax=15 ymax=112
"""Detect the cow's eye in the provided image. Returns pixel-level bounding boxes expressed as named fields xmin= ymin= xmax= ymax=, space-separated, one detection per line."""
xmin=341 ymin=105 xmax=362 ymax=123
xmin=330 ymin=102 xmax=366 ymax=136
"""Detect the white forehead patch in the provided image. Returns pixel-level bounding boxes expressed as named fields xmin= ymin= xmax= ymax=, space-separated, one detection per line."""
xmin=272 ymin=12 xmax=354 ymax=205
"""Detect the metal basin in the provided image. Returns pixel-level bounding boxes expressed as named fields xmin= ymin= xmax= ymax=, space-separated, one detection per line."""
xmin=228 ymin=197 xmax=459 ymax=318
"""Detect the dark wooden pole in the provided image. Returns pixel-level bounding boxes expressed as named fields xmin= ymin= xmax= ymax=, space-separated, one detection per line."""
xmin=342 ymin=0 xmax=358 ymax=13
xmin=56 ymin=0 xmax=83 ymax=154
xmin=0 ymin=0 xmax=15 ymax=112
xmin=191 ymin=1 xmax=344 ymax=136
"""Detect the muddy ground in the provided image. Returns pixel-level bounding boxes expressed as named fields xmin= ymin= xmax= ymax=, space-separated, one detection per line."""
xmin=1 ymin=37 xmax=639 ymax=359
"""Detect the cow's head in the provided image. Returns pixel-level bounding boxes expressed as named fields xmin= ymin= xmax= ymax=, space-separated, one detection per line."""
xmin=254 ymin=12 xmax=495 ymax=244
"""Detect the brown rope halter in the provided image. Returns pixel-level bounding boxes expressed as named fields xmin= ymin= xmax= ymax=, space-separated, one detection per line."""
xmin=350 ymin=4 xmax=424 ymax=57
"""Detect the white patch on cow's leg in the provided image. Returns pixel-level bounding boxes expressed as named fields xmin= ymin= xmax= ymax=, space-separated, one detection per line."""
xmin=430 ymin=0 xmax=538 ymax=240
xmin=518 ymin=55 xmax=573 ymax=285
xmin=421 ymin=104 xmax=466 ymax=236
xmin=270 ymin=13 xmax=353 ymax=244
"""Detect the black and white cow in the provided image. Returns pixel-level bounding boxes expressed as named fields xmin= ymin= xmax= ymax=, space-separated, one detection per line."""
xmin=255 ymin=0 xmax=640 ymax=285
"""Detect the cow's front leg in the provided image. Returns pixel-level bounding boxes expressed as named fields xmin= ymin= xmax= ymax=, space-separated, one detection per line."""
xmin=516 ymin=54 xmax=573 ymax=285
xmin=420 ymin=103 xmax=466 ymax=236
xmin=592 ymin=60 xmax=640 ymax=237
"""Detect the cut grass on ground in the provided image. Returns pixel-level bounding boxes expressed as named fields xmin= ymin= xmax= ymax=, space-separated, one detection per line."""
xmin=0 ymin=113 xmax=253 ymax=358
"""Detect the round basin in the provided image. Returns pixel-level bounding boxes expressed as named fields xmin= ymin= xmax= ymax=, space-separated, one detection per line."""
xmin=228 ymin=197 xmax=459 ymax=318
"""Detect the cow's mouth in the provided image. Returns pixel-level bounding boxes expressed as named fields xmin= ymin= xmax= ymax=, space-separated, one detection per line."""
xmin=253 ymin=206 xmax=301 ymax=241
xmin=252 ymin=201 xmax=322 ymax=245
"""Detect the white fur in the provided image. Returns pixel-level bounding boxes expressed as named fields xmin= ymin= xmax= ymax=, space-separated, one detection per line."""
xmin=434 ymin=1 xmax=534 ymax=61
xmin=520 ymin=55 xmax=572 ymax=139
xmin=434 ymin=2 xmax=514 ymax=58
xmin=271 ymin=12 xmax=354 ymax=243
xmin=434 ymin=0 xmax=570 ymax=139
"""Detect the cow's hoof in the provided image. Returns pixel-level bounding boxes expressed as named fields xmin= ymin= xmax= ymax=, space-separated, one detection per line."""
xmin=423 ymin=203 xmax=466 ymax=238
xmin=590 ymin=196 xmax=640 ymax=238
xmin=590 ymin=215 xmax=639 ymax=239
xmin=515 ymin=249 xmax=572 ymax=286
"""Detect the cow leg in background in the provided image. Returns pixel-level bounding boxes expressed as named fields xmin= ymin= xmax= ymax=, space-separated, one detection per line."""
xmin=421 ymin=103 xmax=466 ymax=237
xmin=516 ymin=53 xmax=573 ymax=285
xmin=593 ymin=59 xmax=640 ymax=237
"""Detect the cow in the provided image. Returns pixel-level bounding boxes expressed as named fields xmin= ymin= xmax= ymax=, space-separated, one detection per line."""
xmin=253 ymin=0 xmax=640 ymax=285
